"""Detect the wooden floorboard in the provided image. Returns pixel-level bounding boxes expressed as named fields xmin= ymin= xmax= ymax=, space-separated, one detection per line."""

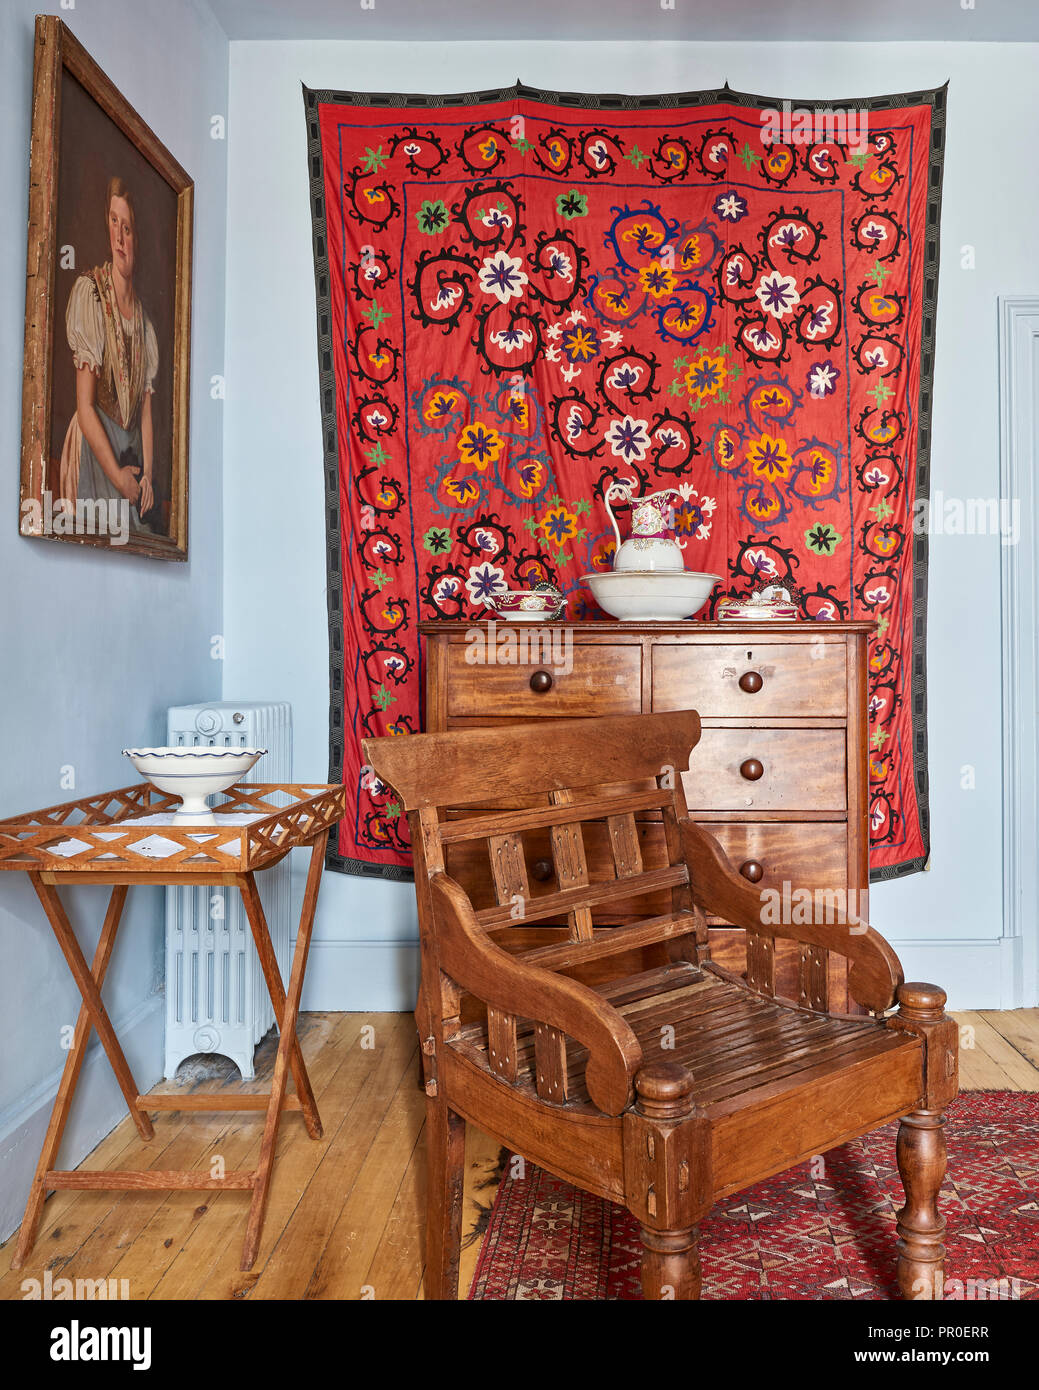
xmin=0 ymin=1007 xmax=1035 ymax=1300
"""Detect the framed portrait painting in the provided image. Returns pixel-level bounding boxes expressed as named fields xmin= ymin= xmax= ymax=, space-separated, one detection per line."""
xmin=20 ymin=17 xmax=193 ymax=560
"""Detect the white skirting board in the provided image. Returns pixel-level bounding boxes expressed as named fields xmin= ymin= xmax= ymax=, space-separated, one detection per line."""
xmin=890 ymin=938 xmax=1027 ymax=1012
xmin=0 ymin=997 xmax=164 ymax=1246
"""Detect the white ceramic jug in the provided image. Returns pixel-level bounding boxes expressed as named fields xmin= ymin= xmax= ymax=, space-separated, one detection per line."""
xmin=604 ymin=477 xmax=685 ymax=572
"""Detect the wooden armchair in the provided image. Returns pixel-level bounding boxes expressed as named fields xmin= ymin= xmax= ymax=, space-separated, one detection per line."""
xmin=363 ymin=710 xmax=957 ymax=1301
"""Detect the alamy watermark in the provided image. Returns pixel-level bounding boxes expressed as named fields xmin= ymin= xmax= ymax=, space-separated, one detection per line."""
xmin=23 ymin=1272 xmax=130 ymax=1301
xmin=760 ymin=100 xmax=869 ymax=157
xmin=463 ymin=619 xmax=574 ymax=675
xmin=49 ymin=1320 xmax=150 ymax=1371
xmin=911 ymin=1274 xmax=1023 ymax=1301
xmin=913 ymin=491 xmax=1019 ymax=546
xmin=20 ymin=490 xmax=130 ymax=546
xmin=759 ymin=881 xmax=869 ymax=933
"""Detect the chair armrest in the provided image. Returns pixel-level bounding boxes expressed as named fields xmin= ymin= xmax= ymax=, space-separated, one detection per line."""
xmin=430 ymin=872 xmax=643 ymax=1115
xmin=679 ymin=818 xmax=903 ymax=1015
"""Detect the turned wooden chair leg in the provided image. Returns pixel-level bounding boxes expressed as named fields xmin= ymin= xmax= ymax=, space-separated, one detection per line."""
xmin=625 ymin=1062 xmax=710 ymax=1301
xmin=640 ymin=1226 xmax=702 ymax=1300
xmin=424 ymin=1097 xmax=466 ymax=1300
xmin=896 ymin=1107 xmax=947 ymax=1300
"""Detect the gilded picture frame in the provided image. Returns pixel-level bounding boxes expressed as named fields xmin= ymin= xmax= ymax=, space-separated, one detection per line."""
xmin=20 ymin=16 xmax=193 ymax=560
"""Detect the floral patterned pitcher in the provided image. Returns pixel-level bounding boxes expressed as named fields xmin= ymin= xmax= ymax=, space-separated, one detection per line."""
xmin=604 ymin=476 xmax=685 ymax=572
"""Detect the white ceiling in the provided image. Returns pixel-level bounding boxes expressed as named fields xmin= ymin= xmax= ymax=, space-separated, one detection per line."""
xmin=209 ymin=0 xmax=1039 ymax=43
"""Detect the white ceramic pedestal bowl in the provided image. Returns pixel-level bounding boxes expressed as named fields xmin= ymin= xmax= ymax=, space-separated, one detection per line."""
xmin=582 ymin=570 xmax=721 ymax=622
xmin=122 ymin=747 xmax=266 ymax=819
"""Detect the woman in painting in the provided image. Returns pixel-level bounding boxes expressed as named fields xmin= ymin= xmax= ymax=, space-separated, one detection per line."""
xmin=59 ymin=176 xmax=158 ymax=532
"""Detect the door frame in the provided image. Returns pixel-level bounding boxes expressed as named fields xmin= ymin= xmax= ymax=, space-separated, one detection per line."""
xmin=998 ymin=296 xmax=1039 ymax=1009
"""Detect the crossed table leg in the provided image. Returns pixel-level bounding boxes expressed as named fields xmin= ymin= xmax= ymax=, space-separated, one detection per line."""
xmin=11 ymin=831 xmax=328 ymax=1273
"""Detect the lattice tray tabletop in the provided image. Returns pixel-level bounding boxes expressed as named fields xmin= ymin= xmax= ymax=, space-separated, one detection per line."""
xmin=0 ymin=782 xmax=346 ymax=874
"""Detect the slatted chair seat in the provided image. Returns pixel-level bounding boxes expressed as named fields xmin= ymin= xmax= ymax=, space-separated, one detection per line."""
xmin=364 ymin=710 xmax=957 ymax=1301
xmin=451 ymin=964 xmax=923 ymax=1121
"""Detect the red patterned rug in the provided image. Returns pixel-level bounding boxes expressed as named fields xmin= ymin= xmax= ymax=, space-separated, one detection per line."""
xmin=468 ymin=1092 xmax=1039 ymax=1300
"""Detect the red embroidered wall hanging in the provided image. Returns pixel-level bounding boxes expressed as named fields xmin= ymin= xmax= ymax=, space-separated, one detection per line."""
xmin=304 ymin=81 xmax=945 ymax=881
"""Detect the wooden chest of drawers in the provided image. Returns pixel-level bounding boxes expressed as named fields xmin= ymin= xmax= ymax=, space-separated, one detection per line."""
xmin=418 ymin=620 xmax=873 ymax=1012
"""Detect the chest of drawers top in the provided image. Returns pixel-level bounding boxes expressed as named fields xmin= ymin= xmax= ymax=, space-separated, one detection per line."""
xmin=417 ymin=622 xmax=875 ymax=634
xmin=418 ymin=620 xmax=873 ymax=727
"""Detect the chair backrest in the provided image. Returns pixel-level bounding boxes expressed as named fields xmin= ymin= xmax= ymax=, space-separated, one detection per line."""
xmin=365 ymin=709 xmax=701 ymax=812
xmin=366 ymin=710 xmax=710 ymax=1111
xmin=363 ymin=709 xmax=703 ymax=947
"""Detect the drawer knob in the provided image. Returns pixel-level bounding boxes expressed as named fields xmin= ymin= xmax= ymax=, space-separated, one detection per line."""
xmin=740 ymin=758 xmax=764 ymax=782
xmin=739 ymin=859 xmax=764 ymax=883
xmin=738 ymin=670 xmax=763 ymax=694
xmin=531 ymin=858 xmax=554 ymax=882
xmin=529 ymin=669 xmax=553 ymax=693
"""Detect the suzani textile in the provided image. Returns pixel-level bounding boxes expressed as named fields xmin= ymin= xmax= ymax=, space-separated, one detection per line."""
xmin=304 ymin=81 xmax=945 ymax=880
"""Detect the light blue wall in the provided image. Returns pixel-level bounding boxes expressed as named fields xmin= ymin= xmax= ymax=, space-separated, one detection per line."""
xmin=0 ymin=0 xmax=228 ymax=1239
xmin=223 ymin=38 xmax=1039 ymax=1014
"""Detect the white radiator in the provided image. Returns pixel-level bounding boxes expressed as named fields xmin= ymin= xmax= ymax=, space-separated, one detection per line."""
xmin=163 ymin=701 xmax=292 ymax=1080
